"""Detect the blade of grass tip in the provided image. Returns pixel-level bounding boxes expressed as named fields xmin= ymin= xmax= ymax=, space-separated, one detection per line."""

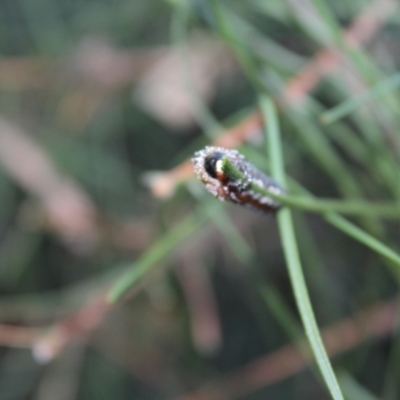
xmin=321 ymin=71 xmax=400 ymax=124
xmin=260 ymin=95 xmax=344 ymax=400
xmin=107 ymin=206 xmax=210 ymax=303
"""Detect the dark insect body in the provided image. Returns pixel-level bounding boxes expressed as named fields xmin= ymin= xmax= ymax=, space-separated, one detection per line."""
xmin=192 ymin=146 xmax=283 ymax=214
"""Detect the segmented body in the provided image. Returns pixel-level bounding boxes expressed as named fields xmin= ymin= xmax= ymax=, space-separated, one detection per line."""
xmin=192 ymin=146 xmax=283 ymax=214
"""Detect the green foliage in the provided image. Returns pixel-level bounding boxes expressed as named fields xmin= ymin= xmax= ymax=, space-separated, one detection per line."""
xmin=0 ymin=0 xmax=399 ymax=399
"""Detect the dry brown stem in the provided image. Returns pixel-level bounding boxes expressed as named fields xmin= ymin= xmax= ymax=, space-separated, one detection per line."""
xmin=0 ymin=117 xmax=98 ymax=248
xmin=32 ymin=292 xmax=111 ymax=363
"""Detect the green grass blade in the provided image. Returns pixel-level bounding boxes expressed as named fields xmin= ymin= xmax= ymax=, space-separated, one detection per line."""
xmin=321 ymin=72 xmax=400 ymax=124
xmin=287 ymin=181 xmax=400 ymax=270
xmin=107 ymin=206 xmax=209 ymax=303
xmin=260 ymin=95 xmax=344 ymax=400
xmin=244 ymin=189 xmax=400 ymax=218
xmin=339 ymin=372 xmax=380 ymax=400
xmin=324 ymin=213 xmax=400 ymax=269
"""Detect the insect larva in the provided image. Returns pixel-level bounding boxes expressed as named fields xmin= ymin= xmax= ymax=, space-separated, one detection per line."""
xmin=192 ymin=146 xmax=283 ymax=214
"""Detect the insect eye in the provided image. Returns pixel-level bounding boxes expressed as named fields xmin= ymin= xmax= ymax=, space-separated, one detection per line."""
xmin=204 ymin=152 xmax=224 ymax=179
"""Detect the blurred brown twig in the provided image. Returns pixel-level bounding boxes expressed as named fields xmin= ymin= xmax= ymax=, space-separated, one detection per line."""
xmin=0 ymin=117 xmax=98 ymax=249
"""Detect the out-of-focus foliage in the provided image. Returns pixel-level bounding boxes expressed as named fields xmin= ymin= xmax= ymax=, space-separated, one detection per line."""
xmin=0 ymin=0 xmax=399 ymax=399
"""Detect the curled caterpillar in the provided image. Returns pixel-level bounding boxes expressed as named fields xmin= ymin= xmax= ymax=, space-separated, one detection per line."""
xmin=192 ymin=146 xmax=283 ymax=214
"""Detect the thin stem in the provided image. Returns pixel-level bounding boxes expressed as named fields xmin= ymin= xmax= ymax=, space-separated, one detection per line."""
xmin=220 ymin=157 xmax=400 ymax=219
xmin=260 ymin=95 xmax=344 ymax=400
xmin=107 ymin=206 xmax=210 ymax=303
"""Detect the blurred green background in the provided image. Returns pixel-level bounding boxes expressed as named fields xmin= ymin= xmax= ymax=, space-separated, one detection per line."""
xmin=0 ymin=0 xmax=399 ymax=399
